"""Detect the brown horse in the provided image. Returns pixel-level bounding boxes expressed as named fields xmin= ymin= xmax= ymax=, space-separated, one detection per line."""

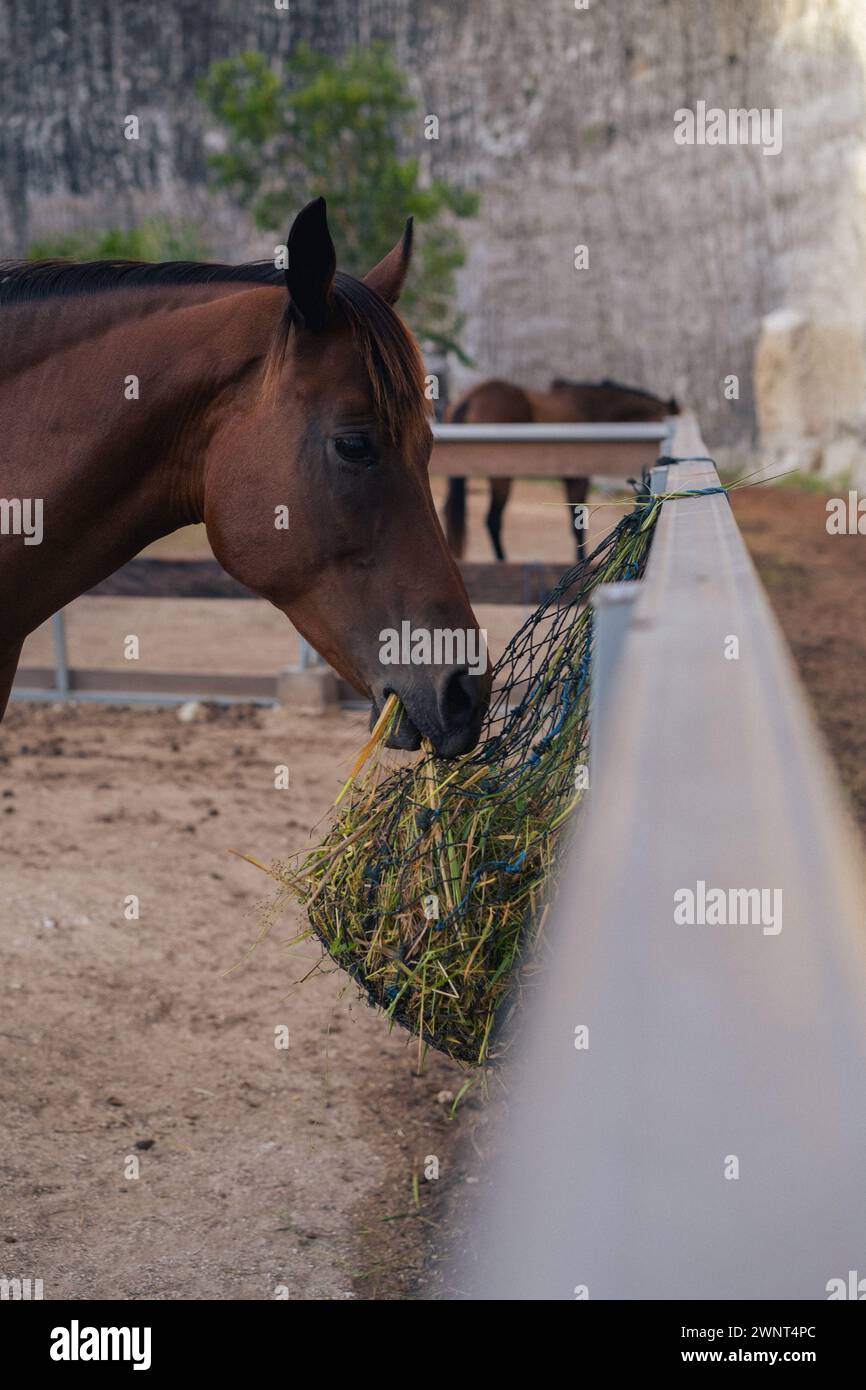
xmin=0 ymin=198 xmax=489 ymax=756
xmin=443 ymin=377 xmax=678 ymax=562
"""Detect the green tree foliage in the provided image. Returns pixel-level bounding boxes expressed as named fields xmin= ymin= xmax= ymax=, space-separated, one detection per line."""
xmin=198 ymin=43 xmax=478 ymax=359
xmin=28 ymin=218 xmax=208 ymax=263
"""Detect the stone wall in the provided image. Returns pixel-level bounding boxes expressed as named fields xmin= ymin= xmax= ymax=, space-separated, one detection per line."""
xmin=1 ymin=0 xmax=865 ymax=449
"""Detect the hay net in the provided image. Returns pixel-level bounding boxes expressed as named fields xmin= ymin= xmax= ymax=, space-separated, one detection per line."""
xmin=278 ymin=495 xmax=658 ymax=1066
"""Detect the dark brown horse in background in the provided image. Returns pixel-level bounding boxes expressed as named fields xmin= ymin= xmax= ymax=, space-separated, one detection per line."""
xmin=0 ymin=198 xmax=489 ymax=756
xmin=443 ymin=377 xmax=678 ymax=562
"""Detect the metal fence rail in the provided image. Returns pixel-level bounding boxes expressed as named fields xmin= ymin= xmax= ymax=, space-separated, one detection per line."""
xmin=431 ymin=421 xmax=668 ymax=442
xmin=430 ymin=419 xmax=669 ymax=478
xmin=462 ymin=415 xmax=866 ymax=1300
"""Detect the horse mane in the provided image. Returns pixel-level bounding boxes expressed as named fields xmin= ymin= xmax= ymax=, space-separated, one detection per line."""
xmin=0 ymin=258 xmax=428 ymax=446
xmin=0 ymin=257 xmax=283 ymax=302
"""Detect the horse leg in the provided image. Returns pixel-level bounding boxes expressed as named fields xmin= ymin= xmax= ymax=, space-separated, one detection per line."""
xmin=0 ymin=643 xmax=23 ymax=723
xmin=444 ymin=477 xmax=467 ymax=558
xmin=486 ymin=478 xmax=511 ymax=562
xmin=564 ymin=477 xmax=589 ymax=563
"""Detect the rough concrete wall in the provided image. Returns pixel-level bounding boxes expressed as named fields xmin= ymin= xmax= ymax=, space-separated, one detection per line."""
xmin=0 ymin=0 xmax=298 ymax=255
xmin=1 ymin=0 xmax=864 ymax=446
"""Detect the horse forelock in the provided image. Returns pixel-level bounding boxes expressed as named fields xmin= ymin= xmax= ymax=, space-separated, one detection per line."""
xmin=264 ymin=272 xmax=428 ymax=448
xmin=332 ymin=274 xmax=429 ymax=448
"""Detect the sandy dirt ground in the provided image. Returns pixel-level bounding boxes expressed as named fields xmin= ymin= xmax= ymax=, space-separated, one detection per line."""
xmin=731 ymin=485 xmax=866 ymax=835
xmin=0 ymin=700 xmax=480 ymax=1300
xmin=0 ymin=478 xmax=863 ymax=1301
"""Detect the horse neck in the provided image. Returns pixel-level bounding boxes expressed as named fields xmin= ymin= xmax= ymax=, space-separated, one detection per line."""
xmin=0 ymin=284 xmax=282 ymax=640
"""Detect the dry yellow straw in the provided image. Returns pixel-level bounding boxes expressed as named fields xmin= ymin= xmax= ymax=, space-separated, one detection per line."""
xmin=335 ymin=693 xmax=400 ymax=805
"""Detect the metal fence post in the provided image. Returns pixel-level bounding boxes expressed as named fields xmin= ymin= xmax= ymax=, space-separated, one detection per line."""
xmin=51 ymin=611 xmax=70 ymax=697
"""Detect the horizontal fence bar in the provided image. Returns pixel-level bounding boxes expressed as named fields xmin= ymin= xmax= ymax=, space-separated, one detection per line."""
xmin=431 ymin=421 xmax=670 ymax=442
xmin=11 ymin=666 xmax=368 ymax=709
xmin=14 ymin=666 xmax=277 ymax=700
xmin=429 ymin=419 xmax=672 ymax=478
xmin=458 ymin=561 xmax=580 ymax=605
xmin=10 ymin=686 xmax=277 ymax=709
xmin=430 ymin=441 xmax=661 ymax=479
xmin=87 ymin=559 xmax=256 ymax=601
xmin=463 ymin=414 xmax=866 ymax=1300
xmin=79 ymin=558 xmax=576 ymax=608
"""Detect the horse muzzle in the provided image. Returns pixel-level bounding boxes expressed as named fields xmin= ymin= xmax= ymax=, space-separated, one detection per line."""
xmin=371 ymin=665 xmax=490 ymax=759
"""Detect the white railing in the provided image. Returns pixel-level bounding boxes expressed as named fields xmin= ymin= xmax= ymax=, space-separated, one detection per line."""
xmin=462 ymin=415 xmax=866 ymax=1300
xmin=431 ymin=421 xmax=669 ymax=442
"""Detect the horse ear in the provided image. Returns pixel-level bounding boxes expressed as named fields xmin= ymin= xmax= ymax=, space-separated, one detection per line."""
xmin=285 ymin=197 xmax=336 ymax=331
xmin=363 ymin=217 xmax=413 ymax=305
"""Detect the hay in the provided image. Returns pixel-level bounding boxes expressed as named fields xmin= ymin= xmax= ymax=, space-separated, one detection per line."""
xmin=267 ymin=492 xmax=663 ymax=1066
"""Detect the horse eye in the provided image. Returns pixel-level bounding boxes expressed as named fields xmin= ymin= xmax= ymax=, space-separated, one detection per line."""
xmin=334 ymin=434 xmax=376 ymax=464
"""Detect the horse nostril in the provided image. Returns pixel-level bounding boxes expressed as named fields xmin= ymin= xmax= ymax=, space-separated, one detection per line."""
xmin=440 ymin=667 xmax=476 ymax=727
